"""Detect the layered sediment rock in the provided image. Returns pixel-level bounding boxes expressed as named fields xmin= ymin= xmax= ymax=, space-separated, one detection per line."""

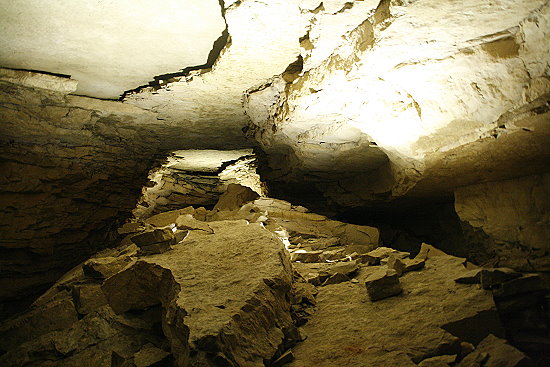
xmin=1 ymin=189 xmax=547 ymax=366
xmin=243 ymin=0 xmax=550 ymax=210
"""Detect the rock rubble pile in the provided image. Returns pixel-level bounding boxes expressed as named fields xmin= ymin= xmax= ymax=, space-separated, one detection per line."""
xmin=0 ymin=185 xmax=547 ymax=366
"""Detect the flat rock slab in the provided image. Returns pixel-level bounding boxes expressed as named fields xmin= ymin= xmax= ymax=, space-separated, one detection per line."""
xmin=288 ymin=251 xmax=503 ymax=367
xmin=104 ymin=221 xmax=293 ymax=367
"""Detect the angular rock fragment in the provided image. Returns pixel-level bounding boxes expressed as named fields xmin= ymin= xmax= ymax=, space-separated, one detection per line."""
xmin=455 ymin=269 xmax=482 ymax=284
xmin=456 ymin=334 xmax=534 ymax=367
xmin=363 ymin=247 xmax=410 ymax=265
xmin=134 ymin=344 xmax=171 ymax=367
xmin=291 ymin=250 xmax=324 ymax=263
xmin=175 ymin=213 xmax=213 ymax=233
xmin=329 ymin=260 xmax=359 ymax=277
xmin=403 ymin=257 xmax=426 ymax=272
xmin=364 ymin=268 xmax=402 ymax=301
xmin=322 ymin=272 xmax=350 ymax=285
xmin=480 ymin=268 xmax=522 ymax=290
xmin=213 ymin=183 xmax=260 ymax=211
xmin=117 ymin=221 xmax=144 ymax=235
xmin=83 ymin=255 xmax=134 ymax=279
xmin=71 ymin=283 xmax=108 ymax=314
xmin=131 ymin=228 xmax=175 ymax=255
xmin=0 ymin=290 xmax=79 ymax=351
xmin=291 ymin=282 xmax=317 ymax=306
xmin=492 ymin=274 xmax=547 ymax=298
xmin=418 ymin=354 xmax=456 ymax=367
xmin=271 ymin=349 xmax=295 ymax=367
xmin=387 ymin=254 xmax=406 ymax=276
xmin=416 ymin=243 xmax=450 ymax=260
xmin=104 ymin=221 xmax=294 ymax=367
xmin=144 ymin=206 xmax=195 ymax=227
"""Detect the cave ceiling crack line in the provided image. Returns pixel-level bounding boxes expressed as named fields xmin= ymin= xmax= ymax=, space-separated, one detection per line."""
xmin=119 ymin=0 xmax=231 ymax=101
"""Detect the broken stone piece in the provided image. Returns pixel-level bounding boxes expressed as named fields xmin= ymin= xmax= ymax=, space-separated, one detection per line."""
xmin=83 ymin=256 xmax=133 ymax=279
xmin=480 ymin=268 xmax=522 ymax=290
xmin=271 ymin=349 xmax=295 ymax=367
xmin=386 ymin=255 xmax=424 ymax=276
xmin=117 ymin=222 xmax=143 ymax=235
xmin=416 ymin=243 xmax=449 ymax=260
xmin=133 ymin=344 xmax=171 ymax=367
xmin=303 ymin=272 xmax=322 ymax=286
xmin=131 ymin=228 xmax=175 ymax=255
xmin=0 ymin=291 xmax=79 ymax=351
xmin=492 ymin=274 xmax=547 ymax=298
xmin=455 ymin=269 xmax=482 ymax=284
xmin=291 ymin=282 xmax=317 ymax=305
xmin=403 ymin=257 xmax=426 ymax=272
xmin=364 ymin=268 xmax=402 ymax=301
xmin=418 ymin=354 xmax=456 ymax=367
xmin=71 ymin=283 xmax=108 ymax=315
xmin=364 ymin=247 xmax=410 ymax=265
xmin=213 ymin=183 xmax=260 ymax=211
xmin=290 ymin=250 xmax=323 ymax=263
xmin=387 ymin=255 xmax=406 ymax=276
xmin=328 ymin=260 xmax=359 ymax=277
xmin=175 ymin=214 xmax=213 ymax=233
xmin=322 ymin=272 xmax=350 ymax=285
xmin=456 ymin=334 xmax=534 ymax=367
xmin=144 ymin=207 xmax=194 ymax=227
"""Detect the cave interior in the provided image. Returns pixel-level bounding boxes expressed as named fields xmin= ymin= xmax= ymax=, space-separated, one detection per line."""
xmin=0 ymin=0 xmax=549 ymax=366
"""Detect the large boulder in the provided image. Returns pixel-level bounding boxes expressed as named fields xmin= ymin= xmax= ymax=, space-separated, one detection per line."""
xmin=103 ymin=220 xmax=293 ymax=366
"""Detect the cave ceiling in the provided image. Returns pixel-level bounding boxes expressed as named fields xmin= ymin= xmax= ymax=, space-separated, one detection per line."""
xmin=1 ymin=0 xmax=549 ymax=202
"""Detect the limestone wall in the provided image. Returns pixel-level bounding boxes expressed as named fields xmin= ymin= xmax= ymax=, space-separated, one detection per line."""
xmin=455 ymin=173 xmax=550 ymax=253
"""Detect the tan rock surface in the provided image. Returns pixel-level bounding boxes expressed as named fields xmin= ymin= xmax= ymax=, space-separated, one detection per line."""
xmin=288 ymin=248 xmax=503 ymax=366
xmin=103 ymin=220 xmax=294 ymax=366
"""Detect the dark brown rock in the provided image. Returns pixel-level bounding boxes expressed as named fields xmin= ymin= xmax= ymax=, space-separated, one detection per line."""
xmin=364 ymin=268 xmax=402 ymax=301
xmin=83 ymin=256 xmax=134 ymax=279
xmin=456 ymin=334 xmax=534 ymax=367
xmin=0 ymin=290 xmax=79 ymax=351
xmin=322 ymin=272 xmax=350 ymax=285
xmin=130 ymin=228 xmax=175 ymax=255
xmin=480 ymin=268 xmax=522 ymax=290
xmin=133 ymin=344 xmax=171 ymax=367
xmin=455 ymin=269 xmax=482 ymax=284
xmin=71 ymin=283 xmax=108 ymax=315
xmin=271 ymin=349 xmax=295 ymax=367
xmin=492 ymin=274 xmax=547 ymax=298
xmin=364 ymin=247 xmax=410 ymax=265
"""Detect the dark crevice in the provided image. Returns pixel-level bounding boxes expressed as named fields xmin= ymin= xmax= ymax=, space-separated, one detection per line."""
xmin=1 ymin=67 xmax=71 ymax=79
xmin=119 ymin=0 xmax=230 ymax=101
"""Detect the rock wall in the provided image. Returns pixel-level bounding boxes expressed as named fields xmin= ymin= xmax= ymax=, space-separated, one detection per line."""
xmin=244 ymin=0 xmax=550 ymax=207
xmin=455 ymin=173 xmax=550 ymax=270
xmin=0 ymin=70 xmax=252 ymax=317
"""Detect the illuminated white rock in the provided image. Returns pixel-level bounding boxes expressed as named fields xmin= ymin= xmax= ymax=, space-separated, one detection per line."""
xmin=244 ymin=0 xmax=550 ymax=203
xmin=0 ymin=0 xmax=225 ymax=98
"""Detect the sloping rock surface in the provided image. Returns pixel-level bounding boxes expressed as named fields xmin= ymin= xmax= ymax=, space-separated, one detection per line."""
xmin=287 ymin=245 xmax=505 ymax=366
